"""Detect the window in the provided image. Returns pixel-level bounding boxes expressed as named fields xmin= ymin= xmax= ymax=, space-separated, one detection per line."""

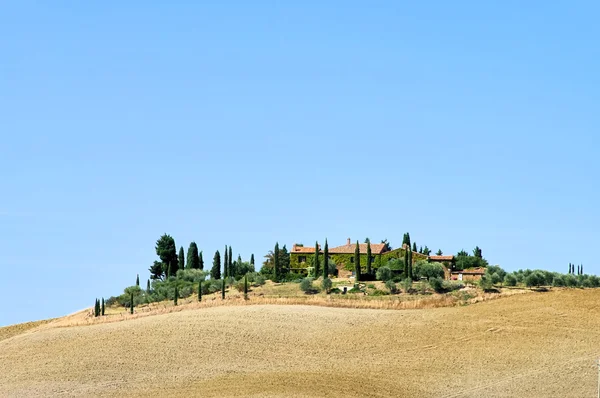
xmin=371 ymin=256 xmax=376 ymax=263
xmin=299 ymin=256 xmax=306 ymax=263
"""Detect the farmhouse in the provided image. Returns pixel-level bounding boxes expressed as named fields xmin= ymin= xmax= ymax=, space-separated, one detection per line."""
xmin=290 ymin=238 xmax=430 ymax=276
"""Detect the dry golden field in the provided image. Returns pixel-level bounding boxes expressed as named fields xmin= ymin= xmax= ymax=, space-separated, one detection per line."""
xmin=1 ymin=288 xmax=600 ymax=397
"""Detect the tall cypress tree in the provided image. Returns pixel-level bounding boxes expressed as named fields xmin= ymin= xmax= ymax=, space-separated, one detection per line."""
xmin=408 ymin=248 xmax=413 ymax=280
xmin=178 ymin=246 xmax=185 ymax=270
xmin=199 ymin=251 xmax=204 ymax=270
xmin=250 ymin=254 xmax=255 ymax=267
xmin=581 ymin=264 xmax=584 ymax=275
xmin=354 ymin=241 xmax=361 ymax=282
xmin=274 ymin=243 xmax=280 ymax=282
xmin=228 ymin=246 xmax=233 ymax=275
xmin=211 ymin=250 xmax=221 ymax=279
xmin=323 ymin=239 xmax=329 ymax=279
xmin=130 ymin=293 xmax=134 ymax=314
xmin=366 ymin=240 xmax=372 ymax=277
xmin=404 ymin=249 xmax=409 ymax=278
xmin=187 ymin=242 xmax=200 ymax=269
xmin=101 ymin=297 xmax=105 ymax=316
xmin=198 ymin=281 xmax=202 ymax=301
xmin=136 ymin=274 xmax=139 ymax=286
xmin=314 ymin=241 xmax=320 ymax=278
xmin=224 ymin=245 xmax=229 ymax=279
xmin=244 ymin=274 xmax=248 ymax=299
xmin=322 ymin=243 xmax=328 ymax=280
xmin=94 ymin=299 xmax=99 ymax=317
xmin=174 ymin=285 xmax=178 ymax=306
xmin=412 ymin=242 xmax=417 ymax=252
xmin=221 ymin=278 xmax=226 ymax=299
xmin=146 ymin=279 xmax=150 ymax=293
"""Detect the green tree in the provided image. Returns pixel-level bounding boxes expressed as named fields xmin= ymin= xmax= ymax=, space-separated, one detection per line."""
xmin=224 ymin=245 xmax=229 ymax=278
xmin=250 ymin=254 xmax=255 ymax=267
xmin=94 ymin=299 xmax=99 ymax=317
xmin=381 ymin=239 xmax=392 ymax=251
xmin=136 ymin=274 xmax=139 ymax=286
xmin=174 ymin=285 xmax=178 ymax=306
xmin=156 ymin=234 xmax=178 ymax=277
xmin=149 ymin=261 xmax=164 ymax=280
xmin=402 ymin=233 xmax=411 ymax=248
xmin=187 ymin=242 xmax=200 ymax=269
xmin=146 ymin=279 xmax=150 ymax=293
xmin=322 ymin=277 xmax=332 ymax=293
xmin=198 ymin=251 xmax=204 ymax=270
xmin=412 ymin=242 xmax=417 ymax=252
xmin=280 ymin=245 xmax=290 ymax=275
xmin=211 ymin=250 xmax=221 ymax=279
xmin=228 ymin=246 xmax=233 ymax=276
xmin=323 ymin=239 xmax=329 ymax=278
xmin=408 ymin=249 xmax=413 ymax=280
xmin=404 ymin=249 xmax=409 ymax=277
xmin=178 ymin=246 xmax=185 ymax=270
xmin=198 ymin=281 xmax=202 ymax=301
xmin=274 ymin=243 xmax=280 ymax=282
xmin=436 ymin=249 xmax=443 ymax=256
xmin=130 ymin=292 xmax=134 ymax=314
xmin=366 ymin=240 xmax=372 ymax=277
xmin=422 ymin=246 xmax=431 ymax=256
xmin=221 ymin=278 xmax=226 ymax=300
xmin=314 ymin=241 xmax=320 ymax=278
xmin=473 ymin=246 xmax=483 ymax=258
xmin=101 ymin=297 xmax=105 ymax=316
xmin=244 ymin=274 xmax=248 ymax=299
xmin=354 ymin=241 xmax=361 ymax=282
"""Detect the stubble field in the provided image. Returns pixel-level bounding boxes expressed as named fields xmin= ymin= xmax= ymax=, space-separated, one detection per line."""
xmin=1 ymin=288 xmax=599 ymax=397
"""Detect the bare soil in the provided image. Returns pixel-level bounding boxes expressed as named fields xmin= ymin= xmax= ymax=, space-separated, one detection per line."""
xmin=1 ymin=288 xmax=599 ymax=397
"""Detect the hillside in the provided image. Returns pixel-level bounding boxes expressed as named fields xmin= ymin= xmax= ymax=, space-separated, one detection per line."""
xmin=1 ymin=289 xmax=599 ymax=397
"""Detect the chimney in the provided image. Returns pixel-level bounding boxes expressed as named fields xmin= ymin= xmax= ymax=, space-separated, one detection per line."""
xmin=347 ymin=238 xmax=351 ymax=245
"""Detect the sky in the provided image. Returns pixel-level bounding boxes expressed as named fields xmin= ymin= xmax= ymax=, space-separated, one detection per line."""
xmin=0 ymin=1 xmax=598 ymax=326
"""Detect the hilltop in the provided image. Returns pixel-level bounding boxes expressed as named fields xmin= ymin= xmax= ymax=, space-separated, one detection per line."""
xmin=1 ymin=288 xmax=599 ymax=397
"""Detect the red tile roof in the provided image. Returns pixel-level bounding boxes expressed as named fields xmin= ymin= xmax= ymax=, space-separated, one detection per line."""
xmin=291 ymin=244 xmax=321 ymax=254
xmin=329 ymin=243 xmax=387 ymax=255
xmin=428 ymin=255 xmax=455 ymax=261
xmin=451 ymin=268 xmax=486 ymax=275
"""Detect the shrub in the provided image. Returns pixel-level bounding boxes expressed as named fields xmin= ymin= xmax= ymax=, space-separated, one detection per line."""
xmin=235 ymin=280 xmax=246 ymax=292
xmin=525 ymin=272 xmax=543 ymax=288
xmin=552 ymin=275 xmax=565 ymax=287
xmin=429 ymin=277 xmax=445 ymax=293
xmin=486 ymin=265 xmax=506 ymax=280
xmin=386 ymin=258 xmax=405 ymax=271
xmin=385 ymin=280 xmax=398 ymax=294
xmin=414 ymin=261 xmax=444 ymax=280
xmin=565 ymin=274 xmax=578 ymax=287
xmin=321 ymin=277 xmax=332 ymax=293
xmin=490 ymin=273 xmax=502 ymax=285
xmin=479 ymin=275 xmax=494 ymax=291
xmin=442 ymin=280 xmax=464 ymax=292
xmin=176 ymin=269 xmax=209 ymax=283
xmin=367 ymin=284 xmax=376 ymax=289
xmin=300 ymin=278 xmax=314 ymax=293
xmin=376 ymin=266 xmax=393 ymax=282
xmin=401 ymin=278 xmax=412 ymax=293
xmin=504 ymin=274 xmax=517 ymax=287
xmin=370 ymin=289 xmax=389 ymax=296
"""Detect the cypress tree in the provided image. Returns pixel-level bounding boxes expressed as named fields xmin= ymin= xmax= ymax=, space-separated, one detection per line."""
xmin=354 ymin=241 xmax=361 ymax=282
xmin=228 ymin=246 xmax=233 ymax=275
xmin=146 ymin=279 xmax=150 ymax=293
xmin=178 ymin=246 xmax=185 ymax=270
xmin=224 ymin=245 xmax=229 ymax=278
xmin=250 ymin=254 xmax=255 ymax=267
xmin=323 ymin=239 xmax=329 ymax=279
xmin=366 ymin=240 xmax=372 ymax=277
xmin=198 ymin=281 xmax=202 ymax=301
xmin=187 ymin=242 xmax=200 ymax=269
xmin=221 ymin=278 xmax=226 ymax=300
xmin=199 ymin=251 xmax=204 ymax=270
xmin=412 ymin=242 xmax=417 ymax=252
xmin=404 ymin=249 xmax=409 ymax=278
xmin=244 ymin=274 xmax=248 ymax=299
xmin=274 ymin=242 xmax=280 ymax=282
xmin=101 ymin=297 xmax=105 ymax=316
xmin=174 ymin=285 xmax=178 ymax=306
xmin=136 ymin=274 xmax=139 ymax=286
xmin=166 ymin=262 xmax=171 ymax=279
xmin=130 ymin=292 xmax=134 ymax=314
xmin=322 ymin=243 xmax=328 ymax=280
xmin=408 ymin=248 xmax=413 ymax=280
xmin=94 ymin=299 xmax=99 ymax=317
xmin=581 ymin=264 xmax=584 ymax=275
xmin=314 ymin=241 xmax=320 ymax=278
xmin=211 ymin=250 xmax=221 ymax=279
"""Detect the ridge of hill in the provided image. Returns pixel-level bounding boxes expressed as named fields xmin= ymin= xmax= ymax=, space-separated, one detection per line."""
xmin=1 ymin=289 xmax=600 ymax=397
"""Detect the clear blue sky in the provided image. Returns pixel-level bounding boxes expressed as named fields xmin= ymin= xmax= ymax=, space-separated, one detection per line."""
xmin=1 ymin=1 xmax=598 ymax=326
